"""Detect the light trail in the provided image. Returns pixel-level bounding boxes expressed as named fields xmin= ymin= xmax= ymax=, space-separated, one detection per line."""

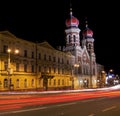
xmin=1 ymin=85 xmax=120 ymax=111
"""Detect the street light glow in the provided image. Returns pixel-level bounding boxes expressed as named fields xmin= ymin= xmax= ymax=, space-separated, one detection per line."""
xmin=74 ymin=64 xmax=79 ymax=67
xmin=7 ymin=49 xmax=11 ymax=53
xmin=7 ymin=48 xmax=19 ymax=90
xmin=15 ymin=49 xmax=19 ymax=54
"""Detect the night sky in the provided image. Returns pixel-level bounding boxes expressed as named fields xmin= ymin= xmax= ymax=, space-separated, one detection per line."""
xmin=0 ymin=0 xmax=120 ymax=74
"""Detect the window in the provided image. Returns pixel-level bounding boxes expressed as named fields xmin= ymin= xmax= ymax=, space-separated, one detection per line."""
xmin=31 ymin=79 xmax=34 ymax=87
xmin=24 ymin=79 xmax=27 ymax=88
xmin=3 ymin=45 xmax=8 ymax=53
xmin=49 ymin=55 xmax=51 ymax=61
xmin=62 ymin=69 xmax=64 ymax=74
xmin=31 ymin=51 xmax=34 ymax=58
xmin=4 ymin=61 xmax=8 ymax=71
xmin=38 ymin=66 xmax=41 ymax=72
xmin=89 ymin=44 xmax=92 ymax=49
xmin=49 ymin=67 xmax=51 ymax=73
xmin=24 ymin=50 xmax=27 ymax=57
xmin=49 ymin=79 xmax=51 ymax=86
xmin=68 ymin=35 xmax=71 ymax=43
xmin=54 ymin=67 xmax=56 ymax=73
xmin=24 ymin=64 xmax=27 ymax=72
xmin=53 ymin=79 xmax=56 ymax=86
xmin=44 ymin=66 xmax=47 ymax=73
xmin=67 ymin=60 xmax=69 ymax=64
xmin=16 ymin=63 xmax=19 ymax=72
xmin=58 ymin=79 xmax=60 ymax=85
xmin=62 ymin=79 xmax=64 ymax=85
xmin=58 ymin=67 xmax=60 ymax=74
xmin=73 ymin=35 xmax=76 ymax=42
xmin=44 ymin=54 xmax=46 ymax=60
xmin=4 ymin=79 xmax=8 ymax=88
xmin=53 ymin=57 xmax=56 ymax=62
xmin=38 ymin=53 xmax=41 ymax=59
xmin=16 ymin=79 xmax=19 ymax=88
xmin=31 ymin=65 xmax=34 ymax=72
xmin=58 ymin=57 xmax=60 ymax=63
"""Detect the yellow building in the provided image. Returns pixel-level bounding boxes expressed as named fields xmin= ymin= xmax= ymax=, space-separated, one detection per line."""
xmin=0 ymin=31 xmax=75 ymax=91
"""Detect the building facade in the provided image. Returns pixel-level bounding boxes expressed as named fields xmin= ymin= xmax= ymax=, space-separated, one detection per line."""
xmin=0 ymin=31 xmax=76 ymax=91
xmin=63 ymin=8 xmax=98 ymax=88
xmin=0 ymin=9 xmax=104 ymax=91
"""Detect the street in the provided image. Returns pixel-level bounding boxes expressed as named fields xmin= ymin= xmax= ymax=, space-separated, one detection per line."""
xmin=0 ymin=87 xmax=120 ymax=115
xmin=0 ymin=94 xmax=120 ymax=116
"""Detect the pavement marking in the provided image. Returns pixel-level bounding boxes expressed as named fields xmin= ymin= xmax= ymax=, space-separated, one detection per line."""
xmin=0 ymin=107 xmax=47 ymax=115
xmin=57 ymin=102 xmax=76 ymax=107
xmin=96 ymin=97 xmax=106 ymax=101
xmin=102 ymin=105 xmax=116 ymax=112
xmin=81 ymin=99 xmax=94 ymax=102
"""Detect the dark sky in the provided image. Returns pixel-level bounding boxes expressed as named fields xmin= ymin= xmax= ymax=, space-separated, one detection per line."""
xmin=0 ymin=0 xmax=120 ymax=74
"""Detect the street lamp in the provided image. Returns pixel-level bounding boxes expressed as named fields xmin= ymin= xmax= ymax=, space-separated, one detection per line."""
xmin=71 ymin=64 xmax=79 ymax=90
xmin=74 ymin=64 xmax=79 ymax=89
xmin=89 ymin=53 xmax=92 ymax=88
xmin=7 ymin=48 xmax=19 ymax=90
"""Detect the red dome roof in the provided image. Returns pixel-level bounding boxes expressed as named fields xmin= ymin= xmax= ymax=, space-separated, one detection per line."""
xmin=82 ymin=28 xmax=93 ymax=37
xmin=65 ymin=16 xmax=79 ymax=27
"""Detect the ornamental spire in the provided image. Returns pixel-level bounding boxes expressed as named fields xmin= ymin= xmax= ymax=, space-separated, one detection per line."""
xmin=85 ymin=17 xmax=88 ymax=28
xmin=70 ymin=0 xmax=73 ymax=17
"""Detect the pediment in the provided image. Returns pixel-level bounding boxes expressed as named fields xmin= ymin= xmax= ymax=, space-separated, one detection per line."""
xmin=0 ymin=30 xmax=17 ymax=38
xmin=37 ymin=41 xmax=55 ymax=50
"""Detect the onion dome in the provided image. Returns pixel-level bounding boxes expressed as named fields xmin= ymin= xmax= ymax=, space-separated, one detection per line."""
xmin=65 ymin=8 xmax=79 ymax=28
xmin=82 ymin=21 xmax=93 ymax=37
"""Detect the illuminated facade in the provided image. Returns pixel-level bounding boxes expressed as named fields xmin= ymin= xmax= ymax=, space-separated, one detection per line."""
xmin=62 ymin=8 xmax=98 ymax=88
xmin=0 ymin=8 xmax=103 ymax=91
xmin=0 ymin=31 xmax=76 ymax=91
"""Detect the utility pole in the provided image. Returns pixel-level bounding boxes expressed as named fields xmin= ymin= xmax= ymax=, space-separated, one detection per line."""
xmin=7 ymin=48 xmax=19 ymax=90
xmin=89 ymin=53 xmax=93 ymax=88
xmin=7 ymin=49 xmax=11 ymax=90
xmin=36 ymin=41 xmax=38 ymax=90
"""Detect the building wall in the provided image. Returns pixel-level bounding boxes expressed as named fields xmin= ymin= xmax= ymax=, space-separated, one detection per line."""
xmin=0 ymin=31 xmax=75 ymax=91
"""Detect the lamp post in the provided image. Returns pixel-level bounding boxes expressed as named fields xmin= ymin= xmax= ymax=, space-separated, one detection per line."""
xmin=7 ymin=49 xmax=11 ymax=90
xmin=89 ymin=53 xmax=93 ymax=88
xmin=74 ymin=64 xmax=79 ymax=89
xmin=71 ymin=65 xmax=74 ymax=89
xmin=71 ymin=64 xmax=79 ymax=90
xmin=7 ymin=48 xmax=19 ymax=90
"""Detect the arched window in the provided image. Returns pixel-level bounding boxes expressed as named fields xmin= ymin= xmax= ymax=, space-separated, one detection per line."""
xmin=73 ymin=35 xmax=76 ymax=42
xmin=16 ymin=79 xmax=19 ymax=88
xmin=4 ymin=79 xmax=8 ymax=88
xmin=58 ymin=79 xmax=60 ymax=85
xmin=68 ymin=35 xmax=71 ymax=43
xmin=31 ymin=79 xmax=34 ymax=87
xmin=49 ymin=79 xmax=52 ymax=86
xmin=62 ymin=79 xmax=64 ymax=85
xmin=89 ymin=44 xmax=91 ymax=49
xmin=24 ymin=79 xmax=27 ymax=88
xmin=53 ymin=79 xmax=56 ymax=85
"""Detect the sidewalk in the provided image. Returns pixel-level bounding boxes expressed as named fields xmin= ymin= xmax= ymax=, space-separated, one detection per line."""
xmin=0 ymin=89 xmax=94 ymax=100
xmin=0 ymin=85 xmax=119 ymax=95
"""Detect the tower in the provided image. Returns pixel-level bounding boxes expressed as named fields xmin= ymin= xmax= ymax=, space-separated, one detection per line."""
xmin=65 ymin=8 xmax=80 ymax=49
xmin=64 ymin=7 xmax=82 ymax=62
xmin=82 ymin=20 xmax=97 ymax=88
xmin=82 ymin=20 xmax=94 ymax=55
